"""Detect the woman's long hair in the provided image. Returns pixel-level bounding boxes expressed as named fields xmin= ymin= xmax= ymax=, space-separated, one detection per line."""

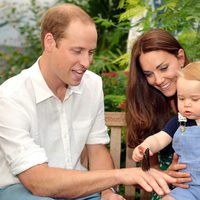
xmin=126 ymin=28 xmax=189 ymax=148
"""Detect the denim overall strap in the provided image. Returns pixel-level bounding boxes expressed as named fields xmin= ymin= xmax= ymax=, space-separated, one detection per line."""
xmin=172 ymin=125 xmax=200 ymax=185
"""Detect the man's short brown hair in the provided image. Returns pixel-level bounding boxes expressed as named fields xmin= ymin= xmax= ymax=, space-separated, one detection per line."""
xmin=41 ymin=3 xmax=95 ymax=49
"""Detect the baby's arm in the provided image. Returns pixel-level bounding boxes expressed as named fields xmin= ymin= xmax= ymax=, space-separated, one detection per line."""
xmin=132 ymin=131 xmax=172 ymax=162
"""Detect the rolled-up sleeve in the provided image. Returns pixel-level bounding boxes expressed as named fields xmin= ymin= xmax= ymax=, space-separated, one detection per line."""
xmin=0 ymin=97 xmax=48 ymax=176
xmin=86 ymin=78 xmax=110 ymax=145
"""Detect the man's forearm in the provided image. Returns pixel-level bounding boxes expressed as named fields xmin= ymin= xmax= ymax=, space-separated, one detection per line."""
xmin=87 ymin=144 xmax=115 ymax=170
xmin=18 ymin=163 xmax=119 ymax=198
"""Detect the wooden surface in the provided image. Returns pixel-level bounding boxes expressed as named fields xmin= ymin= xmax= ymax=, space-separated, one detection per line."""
xmin=105 ymin=112 xmax=151 ymax=200
xmin=81 ymin=112 xmax=151 ymax=200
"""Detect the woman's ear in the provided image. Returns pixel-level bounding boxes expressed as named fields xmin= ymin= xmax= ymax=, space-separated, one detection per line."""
xmin=44 ymin=33 xmax=56 ymax=52
xmin=177 ymin=49 xmax=185 ymax=67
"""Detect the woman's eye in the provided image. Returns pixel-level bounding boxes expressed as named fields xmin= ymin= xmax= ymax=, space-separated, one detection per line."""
xmin=160 ymin=64 xmax=168 ymax=71
xmin=144 ymin=73 xmax=153 ymax=78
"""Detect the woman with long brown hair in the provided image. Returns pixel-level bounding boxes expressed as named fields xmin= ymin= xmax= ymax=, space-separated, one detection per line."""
xmin=126 ymin=28 xmax=191 ymax=199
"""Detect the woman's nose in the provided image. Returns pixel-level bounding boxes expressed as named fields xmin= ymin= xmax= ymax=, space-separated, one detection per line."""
xmin=80 ymin=54 xmax=92 ymax=69
xmin=154 ymin=74 xmax=164 ymax=85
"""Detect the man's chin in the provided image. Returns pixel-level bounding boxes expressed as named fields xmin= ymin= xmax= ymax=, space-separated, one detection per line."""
xmin=70 ymin=81 xmax=81 ymax=87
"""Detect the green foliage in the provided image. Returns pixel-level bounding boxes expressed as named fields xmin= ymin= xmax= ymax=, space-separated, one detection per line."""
xmin=87 ymin=0 xmax=130 ymax=73
xmin=0 ymin=0 xmax=129 ymax=83
xmin=104 ymin=94 xmax=126 ymax=111
xmin=102 ymin=71 xmax=127 ymax=111
xmin=119 ymin=0 xmax=200 ymax=63
xmin=3 ymin=0 xmax=199 ymax=111
xmin=90 ymin=49 xmax=125 ymax=74
xmin=0 ymin=0 xmax=45 ymax=83
xmin=178 ymin=30 xmax=200 ymax=61
xmin=0 ymin=0 xmax=128 ymax=112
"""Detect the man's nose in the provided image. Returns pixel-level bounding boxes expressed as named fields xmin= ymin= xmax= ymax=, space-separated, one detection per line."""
xmin=80 ymin=54 xmax=92 ymax=68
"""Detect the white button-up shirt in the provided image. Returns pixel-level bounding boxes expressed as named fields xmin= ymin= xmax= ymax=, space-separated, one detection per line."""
xmin=0 ymin=59 xmax=109 ymax=188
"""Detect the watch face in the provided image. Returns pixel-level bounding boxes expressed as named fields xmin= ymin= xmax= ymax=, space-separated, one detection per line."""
xmin=110 ymin=186 xmax=119 ymax=193
xmin=142 ymin=148 xmax=150 ymax=171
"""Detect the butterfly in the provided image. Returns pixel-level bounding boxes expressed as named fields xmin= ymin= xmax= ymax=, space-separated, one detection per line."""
xmin=142 ymin=148 xmax=150 ymax=171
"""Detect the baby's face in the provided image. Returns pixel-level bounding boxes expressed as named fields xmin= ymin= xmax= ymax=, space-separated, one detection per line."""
xmin=177 ymin=77 xmax=200 ymax=121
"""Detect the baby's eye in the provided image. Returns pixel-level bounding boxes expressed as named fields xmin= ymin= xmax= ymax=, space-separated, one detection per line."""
xmin=192 ymin=98 xmax=200 ymax=102
xmin=178 ymin=97 xmax=184 ymax=101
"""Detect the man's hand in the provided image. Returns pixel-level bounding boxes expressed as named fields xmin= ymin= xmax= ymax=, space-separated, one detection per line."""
xmin=116 ymin=167 xmax=176 ymax=197
xmin=165 ymin=153 xmax=191 ymax=188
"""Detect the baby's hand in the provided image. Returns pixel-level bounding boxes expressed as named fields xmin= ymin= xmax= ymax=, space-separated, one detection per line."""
xmin=132 ymin=143 xmax=153 ymax=162
xmin=132 ymin=146 xmax=146 ymax=162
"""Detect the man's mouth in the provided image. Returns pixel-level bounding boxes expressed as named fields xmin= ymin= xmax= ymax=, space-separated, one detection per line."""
xmin=76 ymin=70 xmax=85 ymax=74
xmin=72 ymin=69 xmax=86 ymax=80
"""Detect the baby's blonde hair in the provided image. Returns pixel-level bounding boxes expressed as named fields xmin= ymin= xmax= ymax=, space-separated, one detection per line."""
xmin=179 ymin=61 xmax=200 ymax=81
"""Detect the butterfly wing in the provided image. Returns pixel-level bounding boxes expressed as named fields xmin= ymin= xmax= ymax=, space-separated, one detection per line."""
xmin=142 ymin=148 xmax=150 ymax=171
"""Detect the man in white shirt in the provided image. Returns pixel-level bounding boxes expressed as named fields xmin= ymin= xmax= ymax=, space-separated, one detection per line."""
xmin=0 ymin=3 xmax=175 ymax=200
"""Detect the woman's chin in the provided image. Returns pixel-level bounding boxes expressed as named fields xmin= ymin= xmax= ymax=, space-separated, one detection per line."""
xmin=161 ymin=88 xmax=176 ymax=97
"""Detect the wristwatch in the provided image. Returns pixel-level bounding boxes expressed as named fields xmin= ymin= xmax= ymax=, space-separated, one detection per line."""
xmin=110 ymin=186 xmax=119 ymax=193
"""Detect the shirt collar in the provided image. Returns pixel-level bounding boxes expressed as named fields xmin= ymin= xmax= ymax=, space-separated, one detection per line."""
xmin=68 ymin=84 xmax=82 ymax=95
xmin=30 ymin=58 xmax=84 ymax=103
xmin=30 ymin=59 xmax=54 ymax=103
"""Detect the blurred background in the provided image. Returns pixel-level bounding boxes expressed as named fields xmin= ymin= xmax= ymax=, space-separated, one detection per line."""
xmin=0 ymin=0 xmax=200 ymax=112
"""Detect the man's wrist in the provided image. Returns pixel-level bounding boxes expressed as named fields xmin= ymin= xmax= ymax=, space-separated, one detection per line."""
xmin=109 ymin=186 xmax=119 ymax=193
xmin=101 ymin=186 xmax=119 ymax=195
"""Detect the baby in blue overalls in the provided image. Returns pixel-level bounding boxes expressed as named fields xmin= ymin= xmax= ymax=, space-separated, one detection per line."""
xmin=132 ymin=61 xmax=200 ymax=200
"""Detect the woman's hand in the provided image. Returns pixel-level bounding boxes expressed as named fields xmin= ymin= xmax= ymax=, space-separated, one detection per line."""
xmin=165 ymin=153 xmax=192 ymax=188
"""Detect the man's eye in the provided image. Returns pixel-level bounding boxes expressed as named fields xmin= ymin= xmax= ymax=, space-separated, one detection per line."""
xmin=89 ymin=51 xmax=95 ymax=55
xmin=73 ymin=50 xmax=81 ymax=54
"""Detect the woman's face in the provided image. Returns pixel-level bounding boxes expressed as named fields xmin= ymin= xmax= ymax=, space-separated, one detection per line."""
xmin=139 ymin=50 xmax=185 ymax=97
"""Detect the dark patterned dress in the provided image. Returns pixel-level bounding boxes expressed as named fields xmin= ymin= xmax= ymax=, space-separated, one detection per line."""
xmin=151 ymin=153 xmax=173 ymax=200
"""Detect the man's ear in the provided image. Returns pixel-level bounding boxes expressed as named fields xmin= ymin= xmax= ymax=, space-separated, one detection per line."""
xmin=44 ymin=33 xmax=56 ymax=52
xmin=177 ymin=48 xmax=186 ymax=67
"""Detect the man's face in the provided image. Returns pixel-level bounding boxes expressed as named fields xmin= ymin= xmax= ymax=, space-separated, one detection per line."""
xmin=47 ymin=20 xmax=97 ymax=87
